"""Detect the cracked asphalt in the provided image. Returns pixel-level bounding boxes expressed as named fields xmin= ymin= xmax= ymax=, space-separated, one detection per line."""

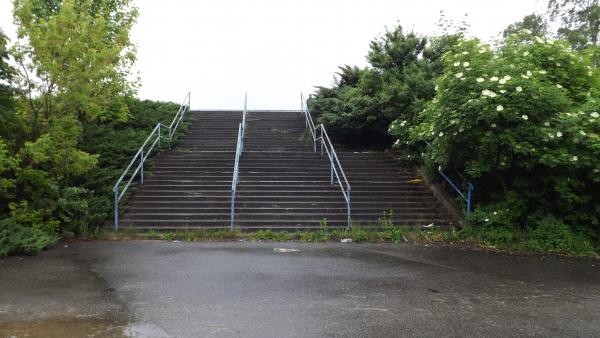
xmin=0 ymin=241 xmax=599 ymax=337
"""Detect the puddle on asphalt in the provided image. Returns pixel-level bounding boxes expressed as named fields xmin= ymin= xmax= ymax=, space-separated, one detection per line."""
xmin=0 ymin=317 xmax=170 ymax=338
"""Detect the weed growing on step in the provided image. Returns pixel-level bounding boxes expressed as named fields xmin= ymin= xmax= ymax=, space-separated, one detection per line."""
xmin=319 ymin=218 xmax=328 ymax=230
xmin=297 ymin=231 xmax=329 ymax=242
xmin=252 ymin=230 xmax=291 ymax=241
xmin=378 ymin=210 xmax=404 ymax=243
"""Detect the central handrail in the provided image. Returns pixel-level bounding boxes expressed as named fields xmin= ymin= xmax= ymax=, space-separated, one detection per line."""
xmin=112 ymin=92 xmax=190 ymax=231
xmin=230 ymin=93 xmax=247 ymax=229
xmin=301 ymin=93 xmax=352 ymax=229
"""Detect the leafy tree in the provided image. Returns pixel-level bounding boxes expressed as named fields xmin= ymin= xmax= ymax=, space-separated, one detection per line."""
xmin=309 ymin=25 xmax=460 ymax=148
xmin=0 ymin=30 xmax=21 ymax=147
xmin=548 ymin=0 xmax=600 ymax=48
xmin=12 ymin=0 xmax=139 ymax=134
xmin=503 ymin=14 xmax=549 ymax=37
xmin=0 ymin=0 xmax=141 ymax=256
xmin=391 ymin=31 xmax=600 ymax=242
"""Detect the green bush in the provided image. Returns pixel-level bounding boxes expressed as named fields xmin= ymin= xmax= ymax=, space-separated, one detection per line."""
xmin=389 ymin=30 xmax=599 ymax=248
xmin=0 ymin=98 xmax=180 ymax=256
xmin=308 ymin=26 xmax=460 ymax=148
xmin=527 ymin=216 xmax=595 ymax=255
xmin=0 ymin=217 xmax=57 ymax=256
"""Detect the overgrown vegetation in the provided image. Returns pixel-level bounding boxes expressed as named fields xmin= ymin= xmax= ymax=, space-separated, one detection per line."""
xmin=0 ymin=0 xmax=183 ymax=256
xmin=87 ymin=208 xmax=598 ymax=256
xmin=89 ymin=223 xmax=597 ymax=257
xmin=309 ymin=2 xmax=600 ymax=254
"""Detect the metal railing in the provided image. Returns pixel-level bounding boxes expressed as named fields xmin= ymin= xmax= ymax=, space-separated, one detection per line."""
xmin=424 ymin=141 xmax=474 ymax=221
xmin=112 ymin=92 xmax=191 ymax=231
xmin=301 ymin=93 xmax=352 ymax=229
xmin=230 ymin=93 xmax=247 ymax=229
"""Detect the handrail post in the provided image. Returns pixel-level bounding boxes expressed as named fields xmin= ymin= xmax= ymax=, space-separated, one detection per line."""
xmin=157 ymin=123 xmax=161 ymax=148
xmin=168 ymin=125 xmax=172 ymax=150
xmin=303 ymin=107 xmax=309 ymax=132
xmin=347 ymin=187 xmax=352 ymax=230
xmin=140 ymin=148 xmax=144 ymax=184
xmin=320 ymin=126 xmax=324 ymax=155
xmin=114 ymin=189 xmax=119 ymax=231
xmin=466 ymin=183 xmax=473 ymax=222
xmin=302 ymin=93 xmax=308 ymax=131
xmin=230 ymin=191 xmax=235 ymax=229
xmin=313 ymin=130 xmax=317 ymax=153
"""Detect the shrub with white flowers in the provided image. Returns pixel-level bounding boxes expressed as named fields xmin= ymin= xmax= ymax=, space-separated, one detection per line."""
xmin=389 ymin=31 xmax=600 ymax=246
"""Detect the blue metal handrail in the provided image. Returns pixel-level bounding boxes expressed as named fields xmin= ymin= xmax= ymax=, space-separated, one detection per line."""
xmin=302 ymin=93 xmax=352 ymax=229
xmin=230 ymin=93 xmax=247 ymax=229
xmin=424 ymin=141 xmax=474 ymax=221
xmin=112 ymin=92 xmax=190 ymax=231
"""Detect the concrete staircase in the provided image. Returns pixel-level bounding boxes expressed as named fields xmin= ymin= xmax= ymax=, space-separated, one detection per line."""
xmin=120 ymin=110 xmax=456 ymax=229
xmin=121 ymin=111 xmax=241 ymax=229
xmin=233 ymin=111 xmax=345 ymax=229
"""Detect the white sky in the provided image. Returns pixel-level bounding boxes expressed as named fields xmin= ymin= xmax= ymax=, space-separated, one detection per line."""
xmin=0 ymin=0 xmax=545 ymax=109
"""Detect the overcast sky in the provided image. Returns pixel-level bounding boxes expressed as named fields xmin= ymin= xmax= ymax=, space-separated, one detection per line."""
xmin=0 ymin=0 xmax=545 ymax=109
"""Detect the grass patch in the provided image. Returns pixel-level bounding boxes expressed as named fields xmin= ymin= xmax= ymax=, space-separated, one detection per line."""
xmin=85 ymin=216 xmax=599 ymax=258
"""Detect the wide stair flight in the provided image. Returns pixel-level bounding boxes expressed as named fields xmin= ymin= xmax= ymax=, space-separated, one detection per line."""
xmin=119 ymin=108 xmax=456 ymax=229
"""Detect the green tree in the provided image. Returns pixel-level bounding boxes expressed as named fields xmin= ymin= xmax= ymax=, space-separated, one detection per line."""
xmin=12 ymin=0 xmax=139 ymax=135
xmin=548 ymin=0 xmax=600 ymax=48
xmin=391 ymin=31 xmax=600 ymax=243
xmin=0 ymin=30 xmax=20 ymax=146
xmin=503 ymin=14 xmax=549 ymax=37
xmin=0 ymin=0 xmax=140 ymax=256
xmin=309 ymin=25 xmax=460 ymax=148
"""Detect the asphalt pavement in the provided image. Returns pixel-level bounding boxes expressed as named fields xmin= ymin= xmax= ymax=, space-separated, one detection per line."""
xmin=1 ymin=241 xmax=599 ymax=337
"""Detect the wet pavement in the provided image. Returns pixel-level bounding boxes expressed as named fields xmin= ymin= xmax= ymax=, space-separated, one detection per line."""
xmin=0 ymin=241 xmax=599 ymax=337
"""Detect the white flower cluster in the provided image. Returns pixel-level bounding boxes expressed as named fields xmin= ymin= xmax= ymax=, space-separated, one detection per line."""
xmin=499 ymin=75 xmax=511 ymax=84
xmin=482 ymin=89 xmax=497 ymax=98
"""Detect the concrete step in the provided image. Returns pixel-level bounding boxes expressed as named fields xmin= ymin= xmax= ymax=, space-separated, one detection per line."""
xmin=130 ymin=195 xmax=439 ymax=202
xmin=123 ymin=212 xmax=449 ymax=222
xmin=119 ymin=219 xmax=452 ymax=229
